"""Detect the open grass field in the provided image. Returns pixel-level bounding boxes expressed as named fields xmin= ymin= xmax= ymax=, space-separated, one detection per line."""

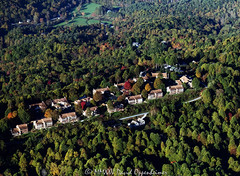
xmin=55 ymin=3 xmax=111 ymax=27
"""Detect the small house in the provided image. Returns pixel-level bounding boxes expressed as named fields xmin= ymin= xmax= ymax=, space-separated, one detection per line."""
xmin=148 ymin=89 xmax=163 ymax=100
xmin=42 ymin=118 xmax=53 ymax=128
xmin=151 ymin=72 xmax=169 ymax=79
xmin=74 ymin=97 xmax=92 ymax=105
xmin=33 ymin=118 xmax=53 ymax=129
xmin=11 ymin=128 xmax=21 ymax=137
xmin=17 ymin=124 xmax=28 ymax=134
xmin=180 ymin=75 xmax=193 ymax=88
xmin=114 ymin=83 xmax=125 ymax=90
xmin=167 ymin=85 xmax=184 ymax=95
xmin=107 ymin=103 xmax=124 ymax=113
xmin=52 ymin=97 xmax=71 ymax=109
xmin=126 ymin=95 xmax=143 ymax=105
xmin=175 ymin=80 xmax=182 ymax=85
xmin=29 ymin=101 xmax=47 ymax=111
xmin=59 ymin=112 xmax=78 ymax=123
xmin=93 ymin=87 xmax=110 ymax=95
xmin=83 ymin=106 xmax=99 ymax=117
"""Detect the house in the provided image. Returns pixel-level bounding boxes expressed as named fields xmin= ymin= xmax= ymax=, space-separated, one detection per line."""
xmin=114 ymin=83 xmax=125 ymax=90
xmin=132 ymin=42 xmax=140 ymax=47
xmin=33 ymin=118 xmax=53 ymax=129
xmin=167 ymin=85 xmax=184 ymax=95
xmin=11 ymin=128 xmax=21 ymax=137
xmin=93 ymin=87 xmax=110 ymax=95
xmin=59 ymin=112 xmax=78 ymax=123
xmin=107 ymin=103 xmax=124 ymax=113
xmin=151 ymin=72 xmax=169 ymax=79
xmin=74 ymin=97 xmax=92 ymax=105
xmin=180 ymin=76 xmax=190 ymax=83
xmin=175 ymin=80 xmax=182 ymax=85
xmin=148 ymin=89 xmax=163 ymax=100
xmin=126 ymin=95 xmax=143 ymax=105
xmin=180 ymin=75 xmax=193 ymax=88
xmin=11 ymin=124 xmax=28 ymax=136
xmin=142 ymin=76 xmax=150 ymax=82
xmin=83 ymin=106 xmax=99 ymax=117
xmin=29 ymin=101 xmax=47 ymax=111
xmin=33 ymin=120 xmax=44 ymax=129
xmin=52 ymin=97 xmax=71 ymax=109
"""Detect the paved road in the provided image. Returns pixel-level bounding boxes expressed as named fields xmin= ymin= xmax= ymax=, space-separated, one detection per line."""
xmin=119 ymin=112 xmax=149 ymax=121
xmin=184 ymin=96 xmax=202 ymax=103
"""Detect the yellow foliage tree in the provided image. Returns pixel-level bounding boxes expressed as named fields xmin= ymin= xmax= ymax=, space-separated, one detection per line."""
xmin=44 ymin=109 xmax=53 ymax=118
xmin=145 ymin=83 xmax=152 ymax=92
xmin=196 ymin=68 xmax=201 ymax=78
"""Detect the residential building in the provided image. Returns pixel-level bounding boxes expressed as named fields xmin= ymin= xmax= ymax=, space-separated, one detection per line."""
xmin=142 ymin=76 xmax=150 ymax=82
xmin=74 ymin=97 xmax=92 ymax=105
xmin=180 ymin=75 xmax=193 ymax=88
xmin=59 ymin=112 xmax=78 ymax=123
xmin=126 ymin=95 xmax=143 ymax=105
xmin=167 ymin=85 xmax=184 ymax=95
xmin=93 ymin=87 xmax=110 ymax=95
xmin=33 ymin=118 xmax=53 ymax=129
xmin=148 ymin=89 xmax=163 ymax=100
xmin=11 ymin=128 xmax=21 ymax=137
xmin=107 ymin=103 xmax=124 ymax=113
xmin=33 ymin=120 xmax=44 ymax=130
xmin=52 ymin=97 xmax=71 ymax=109
xmin=114 ymin=83 xmax=125 ymax=90
xmin=175 ymin=80 xmax=182 ymax=85
xmin=29 ymin=101 xmax=47 ymax=111
xmin=151 ymin=72 xmax=169 ymax=79
xmin=83 ymin=106 xmax=99 ymax=117
xmin=11 ymin=124 xmax=29 ymax=136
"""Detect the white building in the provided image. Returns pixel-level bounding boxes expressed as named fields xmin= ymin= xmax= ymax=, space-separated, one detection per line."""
xmin=126 ymin=95 xmax=143 ymax=105
xmin=59 ymin=112 xmax=78 ymax=123
xmin=148 ymin=89 xmax=163 ymax=100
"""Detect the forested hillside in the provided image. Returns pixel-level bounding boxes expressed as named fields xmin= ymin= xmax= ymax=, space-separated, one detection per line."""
xmin=0 ymin=0 xmax=240 ymax=175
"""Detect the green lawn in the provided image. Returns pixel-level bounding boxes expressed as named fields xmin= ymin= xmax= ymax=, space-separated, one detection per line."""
xmin=55 ymin=3 xmax=110 ymax=27
xmin=78 ymin=3 xmax=101 ymax=17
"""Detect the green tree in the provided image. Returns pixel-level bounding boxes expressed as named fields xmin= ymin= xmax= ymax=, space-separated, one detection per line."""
xmin=18 ymin=107 xmax=30 ymax=123
xmin=192 ymin=77 xmax=200 ymax=89
xmin=154 ymin=77 xmax=165 ymax=90
xmin=19 ymin=154 xmax=27 ymax=172
xmin=202 ymin=89 xmax=212 ymax=104
xmin=170 ymin=72 xmax=178 ymax=80
xmin=131 ymin=83 xmax=141 ymax=95
xmin=122 ymin=70 xmax=129 ymax=81
xmin=141 ymin=89 xmax=148 ymax=99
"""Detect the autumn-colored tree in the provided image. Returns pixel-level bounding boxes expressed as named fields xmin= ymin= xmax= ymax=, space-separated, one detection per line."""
xmin=124 ymin=81 xmax=132 ymax=90
xmin=44 ymin=109 xmax=53 ymax=118
xmin=117 ymin=95 xmax=125 ymax=102
xmin=145 ymin=83 xmax=152 ymax=92
xmin=196 ymin=68 xmax=202 ymax=78
xmin=81 ymin=101 xmax=86 ymax=110
xmin=93 ymin=91 xmax=103 ymax=102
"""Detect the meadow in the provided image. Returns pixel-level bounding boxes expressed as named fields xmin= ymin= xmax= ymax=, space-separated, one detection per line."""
xmin=55 ymin=3 xmax=111 ymax=27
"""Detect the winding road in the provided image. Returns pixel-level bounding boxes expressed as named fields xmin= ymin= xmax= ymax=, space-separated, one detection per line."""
xmin=184 ymin=96 xmax=202 ymax=103
xmin=119 ymin=112 xmax=149 ymax=121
